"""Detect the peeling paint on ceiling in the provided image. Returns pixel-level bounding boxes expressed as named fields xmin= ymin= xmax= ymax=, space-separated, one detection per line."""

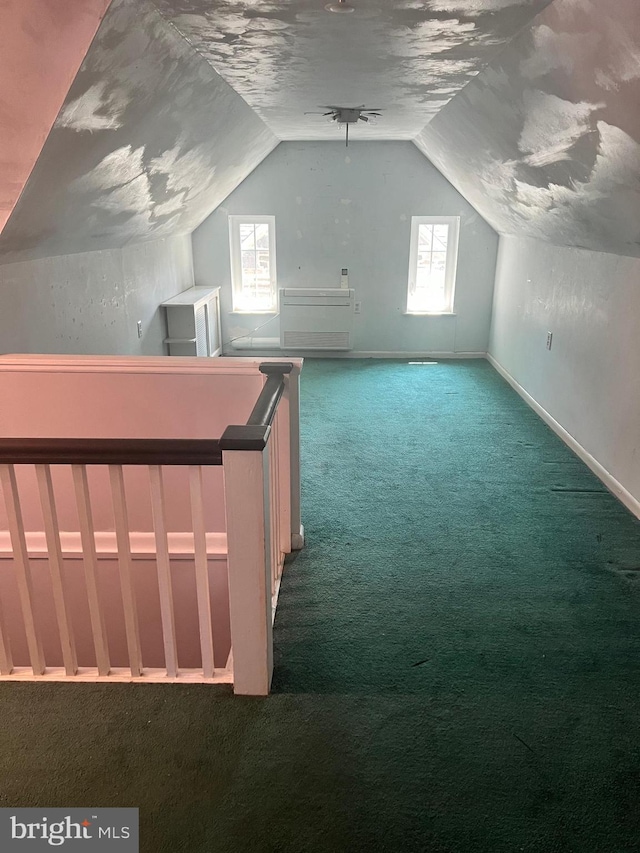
xmin=0 ymin=0 xmax=278 ymax=263
xmin=414 ymin=0 xmax=640 ymax=256
xmin=153 ymin=0 xmax=552 ymax=140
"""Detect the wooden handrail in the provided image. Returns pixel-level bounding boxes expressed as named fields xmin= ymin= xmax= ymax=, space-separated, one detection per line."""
xmin=220 ymin=363 xmax=293 ymax=451
xmin=0 ymin=438 xmax=223 ymax=466
xmin=0 ymin=362 xmax=294 ymax=463
xmin=247 ymin=374 xmax=286 ymax=427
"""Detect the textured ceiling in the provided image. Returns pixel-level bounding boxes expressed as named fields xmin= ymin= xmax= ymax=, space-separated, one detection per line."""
xmin=414 ymin=0 xmax=640 ymax=256
xmin=3 ymin=0 xmax=639 ymax=261
xmin=0 ymin=0 xmax=277 ymax=262
xmin=153 ymin=0 xmax=552 ymax=140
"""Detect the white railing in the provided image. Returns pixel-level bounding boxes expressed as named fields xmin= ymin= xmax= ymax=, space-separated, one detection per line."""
xmin=0 ymin=356 xmax=302 ymax=695
xmin=0 ymin=459 xmax=230 ymax=685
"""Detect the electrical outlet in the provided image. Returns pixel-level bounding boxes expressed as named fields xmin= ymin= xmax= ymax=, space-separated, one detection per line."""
xmin=137 ymin=320 xmax=143 ymax=339
xmin=354 ymin=301 xmax=362 ymax=314
xmin=546 ymin=331 xmax=553 ymax=350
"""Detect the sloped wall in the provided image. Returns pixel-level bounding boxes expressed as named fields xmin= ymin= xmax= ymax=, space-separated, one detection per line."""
xmin=0 ymin=0 xmax=111 ymax=234
xmin=193 ymin=141 xmax=498 ymax=356
xmin=0 ymin=0 xmax=278 ymax=264
xmin=0 ymin=236 xmax=193 ymax=355
xmin=414 ymin=0 xmax=640 ymax=257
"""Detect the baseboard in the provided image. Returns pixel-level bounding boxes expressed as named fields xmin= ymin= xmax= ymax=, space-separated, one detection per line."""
xmin=223 ymin=350 xmax=487 ymax=359
xmin=487 ymin=354 xmax=640 ymax=520
xmin=344 ymin=351 xmax=487 ymax=359
xmin=292 ymin=524 xmax=305 ymax=550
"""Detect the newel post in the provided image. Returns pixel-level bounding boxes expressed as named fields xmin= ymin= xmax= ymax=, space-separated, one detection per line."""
xmin=220 ymin=362 xmax=299 ymax=696
xmin=221 ymin=437 xmax=273 ymax=696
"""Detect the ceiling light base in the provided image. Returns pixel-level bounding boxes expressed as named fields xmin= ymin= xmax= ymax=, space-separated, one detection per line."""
xmin=325 ymin=1 xmax=355 ymax=12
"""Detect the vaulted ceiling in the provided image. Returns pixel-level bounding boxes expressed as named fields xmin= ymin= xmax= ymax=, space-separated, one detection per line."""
xmin=1 ymin=0 xmax=639 ymax=262
xmin=153 ymin=0 xmax=552 ymax=140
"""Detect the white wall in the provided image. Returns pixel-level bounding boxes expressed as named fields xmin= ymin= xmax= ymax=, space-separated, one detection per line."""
xmin=489 ymin=234 xmax=640 ymax=509
xmin=193 ymin=141 xmax=499 ymax=356
xmin=0 ymin=235 xmax=194 ymax=355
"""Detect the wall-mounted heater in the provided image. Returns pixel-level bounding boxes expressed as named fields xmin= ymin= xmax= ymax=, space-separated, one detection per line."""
xmin=279 ymin=288 xmax=354 ymax=351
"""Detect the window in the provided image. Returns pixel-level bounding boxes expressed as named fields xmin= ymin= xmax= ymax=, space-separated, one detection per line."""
xmin=229 ymin=215 xmax=277 ymax=312
xmin=407 ymin=216 xmax=460 ymax=314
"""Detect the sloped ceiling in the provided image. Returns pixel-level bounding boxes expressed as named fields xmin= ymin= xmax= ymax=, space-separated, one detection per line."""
xmin=414 ymin=0 xmax=640 ymax=257
xmin=0 ymin=0 xmax=111 ymax=233
xmin=154 ymin=0 xmax=552 ymax=140
xmin=0 ymin=0 xmax=277 ymax=263
xmin=2 ymin=0 xmax=639 ymax=262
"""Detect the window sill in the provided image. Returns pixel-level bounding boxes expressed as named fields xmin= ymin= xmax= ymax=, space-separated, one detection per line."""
xmin=404 ymin=311 xmax=457 ymax=316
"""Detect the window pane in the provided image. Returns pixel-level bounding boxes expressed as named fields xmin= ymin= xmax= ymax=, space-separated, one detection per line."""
xmin=431 ymin=251 xmax=447 ymax=274
xmin=432 ymin=225 xmax=448 ymax=251
xmin=241 ymin=250 xmax=256 ymax=272
xmin=240 ymin=224 xmax=255 ymax=250
xmin=255 ymin=224 xmax=269 ymax=249
xmin=408 ymin=219 xmax=458 ymax=313
xmin=418 ymin=225 xmax=433 ymax=251
xmin=231 ymin=217 xmax=277 ymax=311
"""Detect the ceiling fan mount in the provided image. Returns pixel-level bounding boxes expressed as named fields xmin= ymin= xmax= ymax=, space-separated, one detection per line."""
xmin=304 ymin=105 xmax=383 ymax=146
xmin=324 ymin=0 xmax=355 ymax=12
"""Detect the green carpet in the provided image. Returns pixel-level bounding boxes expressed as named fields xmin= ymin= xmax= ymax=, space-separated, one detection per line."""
xmin=2 ymin=358 xmax=640 ymax=852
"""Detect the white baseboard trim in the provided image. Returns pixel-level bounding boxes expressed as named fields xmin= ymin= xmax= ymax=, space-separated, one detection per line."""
xmin=292 ymin=524 xmax=305 ymax=550
xmin=487 ymin=354 xmax=640 ymax=520
xmin=224 ymin=350 xmax=486 ymax=359
xmin=345 ymin=351 xmax=487 ymax=359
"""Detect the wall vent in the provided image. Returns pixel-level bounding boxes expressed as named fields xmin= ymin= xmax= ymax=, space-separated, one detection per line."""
xmin=283 ymin=330 xmax=351 ymax=350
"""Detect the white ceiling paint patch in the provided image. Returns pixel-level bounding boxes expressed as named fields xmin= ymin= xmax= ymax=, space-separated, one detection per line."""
xmin=149 ymin=141 xmax=217 ymax=197
xmin=520 ymin=25 xmax=594 ymax=80
xmin=428 ymin=0 xmax=539 ymax=13
xmin=71 ymin=145 xmax=148 ymax=196
xmin=56 ymin=82 xmax=131 ymax=132
xmin=388 ymin=19 xmax=479 ymax=57
xmin=511 ymin=122 xmax=640 ymax=246
xmin=518 ymin=91 xmax=603 ymax=167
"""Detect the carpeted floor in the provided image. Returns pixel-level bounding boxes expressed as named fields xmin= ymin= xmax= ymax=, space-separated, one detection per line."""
xmin=2 ymin=358 xmax=640 ymax=852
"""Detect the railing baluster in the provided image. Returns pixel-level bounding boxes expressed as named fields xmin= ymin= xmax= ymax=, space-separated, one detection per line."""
xmin=0 ymin=464 xmax=45 ymax=675
xmin=36 ymin=464 xmax=78 ymax=676
xmin=109 ymin=465 xmax=142 ymax=677
xmin=72 ymin=464 xmax=110 ymax=676
xmin=149 ymin=465 xmax=178 ymax=678
xmin=0 ymin=597 xmax=13 ymax=674
xmin=273 ymin=413 xmax=283 ymax=580
xmin=270 ymin=433 xmax=278 ymax=591
xmin=188 ymin=465 xmax=215 ymax=678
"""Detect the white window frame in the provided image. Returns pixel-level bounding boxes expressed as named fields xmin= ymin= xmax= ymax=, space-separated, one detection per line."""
xmin=229 ymin=215 xmax=277 ymax=313
xmin=406 ymin=215 xmax=460 ymax=315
